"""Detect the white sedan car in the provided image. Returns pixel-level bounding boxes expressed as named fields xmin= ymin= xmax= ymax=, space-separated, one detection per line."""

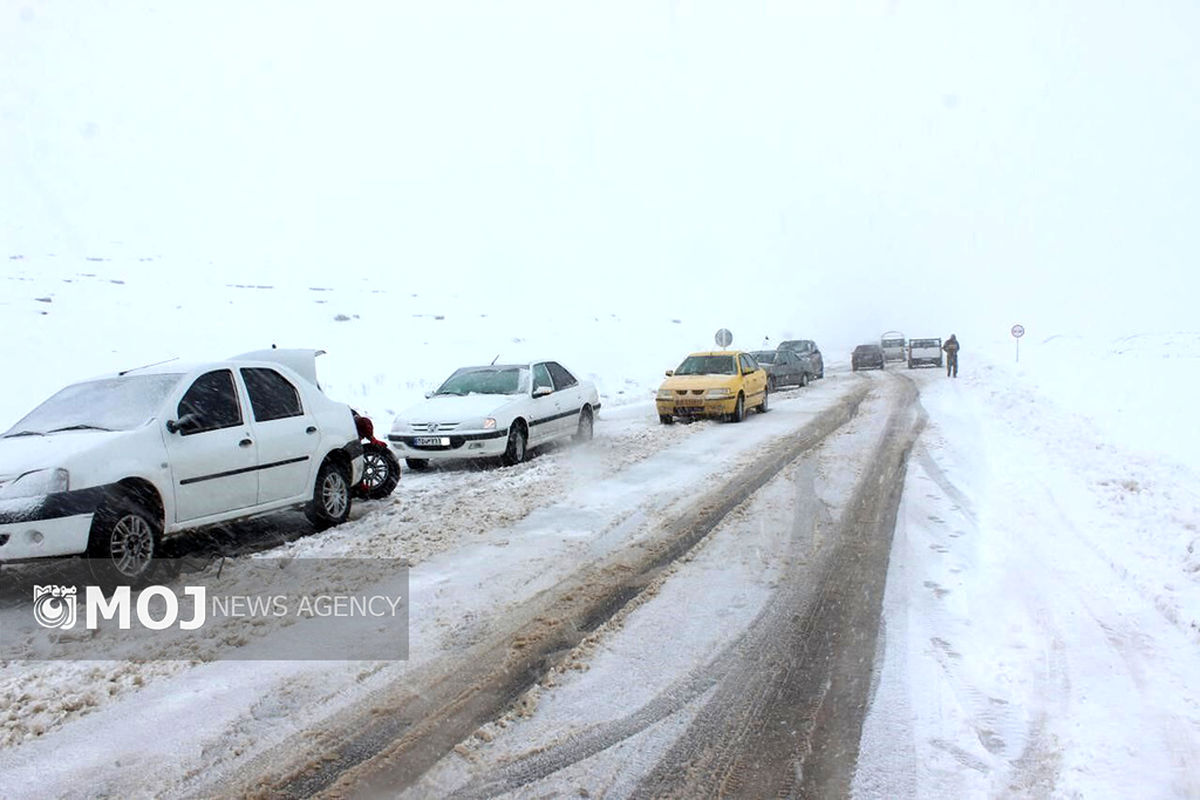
xmin=388 ymin=361 xmax=600 ymax=468
xmin=0 ymin=349 xmax=364 ymax=584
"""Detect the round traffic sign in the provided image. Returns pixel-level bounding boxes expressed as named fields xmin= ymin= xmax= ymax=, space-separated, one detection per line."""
xmin=1011 ymin=324 xmax=1025 ymax=339
xmin=714 ymin=328 xmax=733 ymax=348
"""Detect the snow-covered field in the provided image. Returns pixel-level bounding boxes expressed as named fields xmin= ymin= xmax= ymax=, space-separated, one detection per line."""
xmin=1 ymin=258 xmax=1197 ymax=798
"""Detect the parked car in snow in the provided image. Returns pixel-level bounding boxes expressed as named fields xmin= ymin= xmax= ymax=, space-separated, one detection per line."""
xmin=776 ymin=339 xmax=824 ymax=381
xmin=880 ymin=331 xmax=907 ymax=362
xmin=907 ymin=337 xmax=944 ymax=368
xmin=852 ymin=344 xmax=886 ymax=371
xmin=749 ymin=349 xmax=811 ymax=390
xmin=0 ymin=349 xmax=364 ymax=584
xmin=388 ymin=361 xmax=600 ymax=469
xmin=656 ymin=351 xmax=769 ymax=424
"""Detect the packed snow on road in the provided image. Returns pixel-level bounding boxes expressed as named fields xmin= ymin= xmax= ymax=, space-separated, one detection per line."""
xmin=0 ymin=263 xmax=1196 ymax=798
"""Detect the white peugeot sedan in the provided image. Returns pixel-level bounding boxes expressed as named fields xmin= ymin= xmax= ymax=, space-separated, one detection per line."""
xmin=0 ymin=349 xmax=364 ymax=584
xmin=388 ymin=361 xmax=600 ymax=469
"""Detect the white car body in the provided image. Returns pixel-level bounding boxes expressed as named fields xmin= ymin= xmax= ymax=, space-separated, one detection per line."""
xmin=907 ymin=338 xmax=945 ymax=368
xmin=388 ymin=361 xmax=600 ymax=465
xmin=0 ymin=349 xmax=364 ymax=564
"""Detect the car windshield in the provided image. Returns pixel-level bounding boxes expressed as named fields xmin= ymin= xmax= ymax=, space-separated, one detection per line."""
xmin=881 ymin=339 xmax=905 ymax=347
xmin=911 ymin=339 xmax=940 ymax=347
xmin=750 ymin=351 xmax=777 ymax=364
xmin=4 ymin=374 xmax=183 ymax=437
xmin=674 ymin=355 xmax=737 ymax=376
xmin=435 ymin=367 xmax=530 ymax=396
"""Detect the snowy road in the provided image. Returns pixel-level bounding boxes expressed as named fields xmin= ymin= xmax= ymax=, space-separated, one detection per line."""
xmin=2 ymin=362 xmax=1197 ymax=799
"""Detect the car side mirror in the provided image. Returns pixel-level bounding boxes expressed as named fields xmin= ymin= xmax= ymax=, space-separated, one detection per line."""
xmin=166 ymin=413 xmax=199 ymax=435
xmin=533 ymin=386 xmax=553 ymax=398
xmin=664 ymin=370 xmax=674 ymax=377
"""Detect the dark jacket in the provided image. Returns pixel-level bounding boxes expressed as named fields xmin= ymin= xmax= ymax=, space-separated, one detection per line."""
xmin=943 ymin=336 xmax=960 ymax=355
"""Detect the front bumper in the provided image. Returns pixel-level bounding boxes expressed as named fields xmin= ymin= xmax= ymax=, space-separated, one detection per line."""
xmin=0 ymin=513 xmax=93 ymax=561
xmin=656 ymin=396 xmax=738 ymax=419
xmin=387 ymin=429 xmax=509 ymax=460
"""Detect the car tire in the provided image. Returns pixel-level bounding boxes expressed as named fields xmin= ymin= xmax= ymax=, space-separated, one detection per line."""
xmin=87 ymin=495 xmax=162 ymax=588
xmin=405 ymin=458 xmax=431 ymax=471
xmin=758 ymin=387 xmax=769 ymax=413
xmin=659 ymin=414 xmax=674 ymax=425
xmin=306 ymin=458 xmax=352 ymax=531
xmin=767 ymin=376 xmax=777 ymax=393
xmin=575 ymin=406 xmax=594 ymax=442
xmin=355 ymin=443 xmax=401 ymax=500
xmin=501 ymin=424 xmax=527 ymax=466
xmin=799 ymin=373 xmax=809 ymax=387
xmin=729 ymin=393 xmax=745 ymax=423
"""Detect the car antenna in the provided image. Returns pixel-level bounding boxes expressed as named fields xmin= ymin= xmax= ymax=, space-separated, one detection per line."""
xmin=119 ymin=356 xmax=179 ymax=376
xmin=490 ymin=354 xmax=500 ymax=365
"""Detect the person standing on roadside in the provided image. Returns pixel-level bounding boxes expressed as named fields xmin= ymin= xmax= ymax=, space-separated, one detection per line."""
xmin=943 ymin=334 xmax=960 ymax=377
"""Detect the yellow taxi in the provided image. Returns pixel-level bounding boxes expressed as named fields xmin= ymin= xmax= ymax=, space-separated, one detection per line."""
xmin=656 ymin=351 xmax=769 ymax=424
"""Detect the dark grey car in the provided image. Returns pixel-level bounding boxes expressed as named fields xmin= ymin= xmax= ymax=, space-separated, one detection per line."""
xmin=749 ymin=350 xmax=810 ymax=390
xmin=776 ymin=339 xmax=824 ymax=381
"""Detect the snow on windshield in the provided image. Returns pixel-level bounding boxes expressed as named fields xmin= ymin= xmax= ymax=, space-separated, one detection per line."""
xmin=674 ymin=355 xmax=737 ymax=376
xmin=4 ymin=374 xmax=182 ymax=436
xmin=435 ymin=367 xmax=529 ymax=396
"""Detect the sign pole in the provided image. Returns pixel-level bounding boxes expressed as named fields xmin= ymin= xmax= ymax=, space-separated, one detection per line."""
xmin=1011 ymin=323 xmax=1025 ymax=363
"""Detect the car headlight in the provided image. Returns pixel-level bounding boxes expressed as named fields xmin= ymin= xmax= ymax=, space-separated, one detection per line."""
xmin=483 ymin=417 xmax=497 ymax=430
xmin=390 ymin=418 xmax=410 ymax=434
xmin=0 ymin=468 xmax=70 ymax=500
xmin=656 ymin=389 xmax=674 ymax=400
xmin=705 ymin=388 xmax=733 ymax=398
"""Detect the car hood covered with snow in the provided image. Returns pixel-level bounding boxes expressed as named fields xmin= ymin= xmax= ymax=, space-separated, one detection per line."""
xmin=396 ymin=393 xmax=523 ymax=426
xmin=0 ymin=429 xmax=133 ymax=480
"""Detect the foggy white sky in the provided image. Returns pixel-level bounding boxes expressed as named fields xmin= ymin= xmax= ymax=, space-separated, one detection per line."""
xmin=3 ymin=1 xmax=1199 ymax=347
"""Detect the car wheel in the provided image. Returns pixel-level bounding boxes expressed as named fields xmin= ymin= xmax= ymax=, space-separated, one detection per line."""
xmin=501 ymin=424 xmax=527 ymax=466
xmin=405 ymin=458 xmax=431 ymax=471
xmin=767 ymin=376 xmax=777 ymax=393
xmin=852 ymin=365 xmax=858 ymax=372
xmin=759 ymin=387 xmax=769 ymax=413
xmin=87 ymin=496 xmax=161 ymax=588
xmin=575 ymin=406 xmax=594 ymax=442
xmin=729 ymin=393 xmax=746 ymax=423
xmin=799 ymin=373 xmax=809 ymax=387
xmin=306 ymin=458 xmax=352 ymax=531
xmin=356 ymin=443 xmax=400 ymax=500
xmin=659 ymin=414 xmax=674 ymax=425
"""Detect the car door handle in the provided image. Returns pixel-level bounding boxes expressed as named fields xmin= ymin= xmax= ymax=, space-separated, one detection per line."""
xmin=306 ymin=426 xmax=318 ymax=434
xmin=239 ymin=438 xmax=253 ymax=448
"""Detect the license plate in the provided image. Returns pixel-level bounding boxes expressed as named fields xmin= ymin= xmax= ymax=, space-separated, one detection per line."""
xmin=412 ymin=436 xmax=451 ymax=447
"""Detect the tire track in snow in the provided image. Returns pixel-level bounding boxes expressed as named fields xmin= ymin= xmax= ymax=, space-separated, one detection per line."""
xmin=226 ymin=386 xmax=873 ymax=799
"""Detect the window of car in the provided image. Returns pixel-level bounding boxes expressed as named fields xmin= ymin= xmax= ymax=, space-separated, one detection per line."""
xmin=4 ymin=373 xmax=183 ymax=436
xmin=740 ymin=354 xmax=758 ymax=374
xmin=241 ymin=368 xmax=303 ymax=422
xmin=177 ymin=370 xmax=242 ymax=434
xmin=532 ymin=363 xmax=554 ymax=393
xmin=675 ymin=355 xmax=737 ymax=376
xmin=436 ymin=366 xmax=529 ymax=396
xmin=546 ymin=362 xmax=577 ymax=390
xmin=750 ymin=351 xmax=776 ymax=364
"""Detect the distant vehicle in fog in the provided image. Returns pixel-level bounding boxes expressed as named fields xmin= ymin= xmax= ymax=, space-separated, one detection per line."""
xmin=880 ymin=331 xmax=906 ymax=362
xmin=749 ymin=350 xmax=810 ymax=390
xmin=776 ymin=339 xmax=824 ymax=381
xmin=907 ymin=338 xmax=944 ymax=369
xmin=852 ymin=344 xmax=886 ymax=371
